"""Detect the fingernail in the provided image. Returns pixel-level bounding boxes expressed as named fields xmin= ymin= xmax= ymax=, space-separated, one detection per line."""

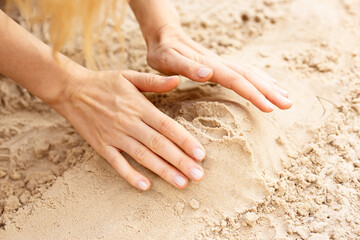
xmin=279 ymin=88 xmax=288 ymax=96
xmin=198 ymin=68 xmax=211 ymax=78
xmin=164 ymin=75 xmax=177 ymax=81
xmin=270 ymin=77 xmax=277 ymax=83
xmin=281 ymin=96 xmax=292 ymax=105
xmin=190 ymin=168 xmax=203 ymax=180
xmin=174 ymin=176 xmax=186 ymax=187
xmin=265 ymin=100 xmax=274 ymax=110
xmin=138 ymin=181 xmax=148 ymax=190
xmin=193 ymin=148 xmax=205 ymax=161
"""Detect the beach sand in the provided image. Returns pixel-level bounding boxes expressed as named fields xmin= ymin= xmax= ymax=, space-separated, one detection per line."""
xmin=1 ymin=0 xmax=360 ymax=239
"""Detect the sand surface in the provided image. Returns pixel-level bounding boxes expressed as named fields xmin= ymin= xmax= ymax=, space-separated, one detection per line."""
xmin=1 ymin=0 xmax=360 ymax=239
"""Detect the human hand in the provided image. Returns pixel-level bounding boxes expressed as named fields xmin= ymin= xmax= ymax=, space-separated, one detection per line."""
xmin=146 ymin=25 xmax=292 ymax=112
xmin=51 ymin=70 xmax=206 ymax=190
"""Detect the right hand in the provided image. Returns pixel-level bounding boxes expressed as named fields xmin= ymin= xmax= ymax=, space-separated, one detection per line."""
xmin=52 ymin=70 xmax=206 ymax=191
xmin=146 ymin=25 xmax=292 ymax=112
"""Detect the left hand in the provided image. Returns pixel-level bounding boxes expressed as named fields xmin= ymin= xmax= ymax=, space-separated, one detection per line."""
xmin=146 ymin=24 xmax=292 ymax=112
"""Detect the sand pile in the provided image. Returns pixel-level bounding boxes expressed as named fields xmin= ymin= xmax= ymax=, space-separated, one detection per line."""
xmin=1 ymin=0 xmax=360 ymax=239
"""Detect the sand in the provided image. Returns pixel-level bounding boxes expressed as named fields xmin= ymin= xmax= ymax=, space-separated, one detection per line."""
xmin=1 ymin=0 xmax=360 ymax=239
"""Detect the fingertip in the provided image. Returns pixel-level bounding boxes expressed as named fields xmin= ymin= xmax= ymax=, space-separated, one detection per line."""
xmin=196 ymin=67 xmax=213 ymax=82
xmin=260 ymin=97 xmax=292 ymax=112
xmin=279 ymin=100 xmax=293 ymax=110
xmin=277 ymin=96 xmax=293 ymax=110
xmin=177 ymin=184 xmax=188 ymax=190
xmin=159 ymin=75 xmax=180 ymax=92
xmin=262 ymin=108 xmax=274 ymax=113
xmin=273 ymin=84 xmax=289 ymax=98
xmin=164 ymin=75 xmax=180 ymax=83
xmin=279 ymin=89 xmax=289 ymax=98
xmin=174 ymin=175 xmax=188 ymax=189
xmin=269 ymin=76 xmax=277 ymax=83
xmin=190 ymin=167 xmax=204 ymax=182
xmin=262 ymin=99 xmax=275 ymax=113
xmin=193 ymin=147 xmax=206 ymax=161
xmin=137 ymin=179 xmax=151 ymax=191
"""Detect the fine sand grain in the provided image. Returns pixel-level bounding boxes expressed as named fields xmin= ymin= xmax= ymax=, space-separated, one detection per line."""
xmin=1 ymin=0 xmax=360 ymax=239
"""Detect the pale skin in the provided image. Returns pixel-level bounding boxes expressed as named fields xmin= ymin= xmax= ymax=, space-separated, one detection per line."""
xmin=0 ymin=0 xmax=292 ymax=191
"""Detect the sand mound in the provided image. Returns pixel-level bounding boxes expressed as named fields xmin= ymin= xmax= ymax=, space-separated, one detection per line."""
xmin=1 ymin=0 xmax=360 ymax=239
xmin=146 ymin=82 xmax=286 ymax=213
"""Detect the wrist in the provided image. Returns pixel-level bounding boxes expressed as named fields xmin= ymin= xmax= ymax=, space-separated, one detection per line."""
xmin=145 ymin=23 xmax=184 ymax=48
xmin=45 ymin=62 xmax=91 ymax=112
xmin=130 ymin=0 xmax=182 ymax=47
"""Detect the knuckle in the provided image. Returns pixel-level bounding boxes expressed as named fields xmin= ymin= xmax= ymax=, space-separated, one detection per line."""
xmin=196 ymin=54 xmax=206 ymax=65
xmin=114 ymin=110 xmax=141 ymax=130
xmin=227 ymin=77 xmax=236 ymax=90
xmin=114 ymin=95 xmax=123 ymax=108
xmin=123 ymin=169 xmax=133 ymax=182
xmin=242 ymin=70 xmax=251 ymax=80
xmin=181 ymin=60 xmax=193 ymax=74
xmin=105 ymin=150 xmax=118 ymax=166
xmin=145 ymin=75 xmax=155 ymax=88
xmin=107 ymin=155 xmax=117 ymax=166
xmin=259 ymin=82 xmax=273 ymax=98
xmin=113 ymin=112 xmax=127 ymax=126
xmin=159 ymin=165 xmax=170 ymax=179
xmin=175 ymin=156 xmax=188 ymax=170
xmin=134 ymin=147 xmax=147 ymax=164
xmin=246 ymin=93 xmax=256 ymax=103
xmin=180 ymin=135 xmax=191 ymax=149
xmin=147 ymin=47 xmax=172 ymax=70
xmin=158 ymin=48 xmax=172 ymax=65
xmin=159 ymin=117 xmax=172 ymax=133
xmin=150 ymin=134 xmax=165 ymax=151
xmin=222 ymin=69 xmax=236 ymax=89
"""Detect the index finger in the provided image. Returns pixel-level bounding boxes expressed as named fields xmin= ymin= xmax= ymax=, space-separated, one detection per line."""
xmin=174 ymin=46 xmax=274 ymax=112
xmin=202 ymin=57 xmax=274 ymax=112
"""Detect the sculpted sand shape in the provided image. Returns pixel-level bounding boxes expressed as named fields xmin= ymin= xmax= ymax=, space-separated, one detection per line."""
xmin=173 ymin=100 xmax=268 ymax=213
xmin=145 ymin=83 xmax=283 ymax=215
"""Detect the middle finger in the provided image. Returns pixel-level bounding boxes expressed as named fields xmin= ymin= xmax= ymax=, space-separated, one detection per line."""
xmin=131 ymin=122 xmax=205 ymax=182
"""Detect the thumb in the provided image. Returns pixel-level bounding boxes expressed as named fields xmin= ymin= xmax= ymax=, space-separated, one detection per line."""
xmin=121 ymin=70 xmax=180 ymax=93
